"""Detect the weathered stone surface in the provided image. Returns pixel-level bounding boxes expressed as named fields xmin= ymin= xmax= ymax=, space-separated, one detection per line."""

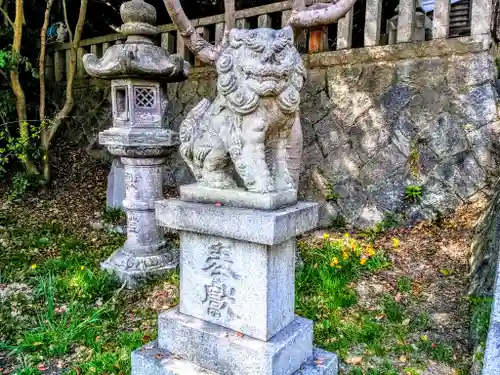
xmin=179 ymin=232 xmax=295 ymax=340
xmin=132 ymin=343 xmax=337 ymax=375
xmin=77 ymin=36 xmax=499 ymax=228
xmin=156 ymin=200 xmax=319 ymax=246
xmin=298 ymin=46 xmax=500 ymax=227
xmin=157 ymin=308 xmax=313 ymax=375
xmin=179 ymin=184 xmax=297 ymax=210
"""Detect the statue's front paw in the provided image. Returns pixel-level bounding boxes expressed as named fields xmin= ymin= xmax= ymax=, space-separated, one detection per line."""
xmin=247 ymin=180 xmax=276 ymax=194
xmin=276 ymin=172 xmax=295 ymax=192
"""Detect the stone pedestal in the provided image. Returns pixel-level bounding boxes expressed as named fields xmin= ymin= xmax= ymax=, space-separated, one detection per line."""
xmin=100 ymin=153 xmax=178 ymax=287
xmin=133 ymin=190 xmax=339 ymax=375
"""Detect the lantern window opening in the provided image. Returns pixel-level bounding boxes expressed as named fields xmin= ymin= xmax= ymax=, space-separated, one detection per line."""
xmin=135 ymin=87 xmax=156 ymax=109
xmin=114 ymin=86 xmax=129 ymax=120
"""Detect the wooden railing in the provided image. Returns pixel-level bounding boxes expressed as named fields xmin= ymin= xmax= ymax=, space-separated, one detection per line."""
xmin=45 ymin=0 xmax=493 ymax=82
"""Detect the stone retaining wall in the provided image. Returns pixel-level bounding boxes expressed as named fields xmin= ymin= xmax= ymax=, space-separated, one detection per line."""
xmin=70 ymin=35 xmax=500 ymax=228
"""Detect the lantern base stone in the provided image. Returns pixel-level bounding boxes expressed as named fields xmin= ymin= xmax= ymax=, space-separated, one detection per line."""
xmin=101 ymin=244 xmax=178 ymax=288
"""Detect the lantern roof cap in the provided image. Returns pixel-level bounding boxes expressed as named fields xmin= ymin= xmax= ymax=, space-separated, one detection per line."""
xmin=82 ymin=0 xmax=190 ymax=81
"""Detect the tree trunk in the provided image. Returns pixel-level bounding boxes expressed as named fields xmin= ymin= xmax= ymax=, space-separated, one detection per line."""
xmin=10 ymin=0 xmax=37 ymax=175
xmin=40 ymin=0 xmax=54 ymax=183
xmin=41 ymin=0 xmax=88 ymax=182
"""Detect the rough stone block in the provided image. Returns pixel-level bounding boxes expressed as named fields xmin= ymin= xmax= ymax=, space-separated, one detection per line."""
xmin=106 ymin=158 xmax=125 ymax=209
xmin=155 ymin=200 xmax=319 ymax=246
xmin=179 ymin=232 xmax=295 ymax=340
xmin=132 ymin=343 xmax=338 ymax=375
xmin=180 ymin=184 xmax=297 ymax=210
xmin=156 ymin=308 xmax=313 ymax=375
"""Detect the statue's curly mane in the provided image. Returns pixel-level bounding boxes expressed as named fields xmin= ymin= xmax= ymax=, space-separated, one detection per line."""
xmin=215 ymin=27 xmax=306 ymax=116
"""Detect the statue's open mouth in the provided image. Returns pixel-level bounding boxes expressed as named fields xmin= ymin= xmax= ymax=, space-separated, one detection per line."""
xmin=243 ymin=70 xmax=290 ymax=82
xmin=242 ymin=65 xmax=291 ymax=81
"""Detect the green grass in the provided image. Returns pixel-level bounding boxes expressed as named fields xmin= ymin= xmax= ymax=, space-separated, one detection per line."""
xmin=397 ymin=276 xmax=413 ymax=294
xmin=102 ymin=207 xmax=125 ymax=224
xmin=1 ymin=209 xmax=472 ymax=374
xmin=296 ymin=233 xmax=467 ymax=374
xmin=296 ymin=234 xmax=393 ymax=363
xmin=0 ymin=217 xmax=164 ymax=374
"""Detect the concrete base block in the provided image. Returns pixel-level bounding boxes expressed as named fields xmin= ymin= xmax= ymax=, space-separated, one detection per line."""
xmin=180 ymin=184 xmax=297 ymax=210
xmin=101 ymin=245 xmax=178 ymax=288
xmin=132 ymin=342 xmax=338 ymax=375
xmin=156 ymin=308 xmax=313 ymax=375
xmin=179 ymin=231 xmax=295 ymax=340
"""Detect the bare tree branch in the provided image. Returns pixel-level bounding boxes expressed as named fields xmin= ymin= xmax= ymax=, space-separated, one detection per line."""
xmin=10 ymin=0 xmax=38 ymax=174
xmin=62 ymin=0 xmax=74 ymax=44
xmin=40 ymin=0 xmax=54 ymax=123
xmin=162 ymin=0 xmax=229 ymax=64
xmin=40 ymin=0 xmax=54 ymax=181
xmin=287 ymin=0 xmax=356 ymax=29
xmin=0 ymin=2 xmax=14 ymax=29
xmin=47 ymin=0 xmax=88 ymax=145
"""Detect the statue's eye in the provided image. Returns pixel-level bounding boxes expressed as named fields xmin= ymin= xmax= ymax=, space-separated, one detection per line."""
xmin=276 ymin=28 xmax=293 ymax=44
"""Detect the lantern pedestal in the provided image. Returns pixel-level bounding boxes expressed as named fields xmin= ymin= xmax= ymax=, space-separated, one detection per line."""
xmin=82 ymin=0 xmax=190 ymax=288
xmin=100 ymin=153 xmax=178 ymax=287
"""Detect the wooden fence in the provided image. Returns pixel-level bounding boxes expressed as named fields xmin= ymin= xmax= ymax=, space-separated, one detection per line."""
xmin=45 ymin=0 xmax=493 ymax=82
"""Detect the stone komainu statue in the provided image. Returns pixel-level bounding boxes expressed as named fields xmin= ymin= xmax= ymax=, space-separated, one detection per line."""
xmin=164 ymin=0 xmax=356 ymax=194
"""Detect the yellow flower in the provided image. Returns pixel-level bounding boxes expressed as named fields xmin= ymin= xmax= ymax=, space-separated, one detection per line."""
xmin=31 ymin=264 xmax=37 ymax=269
xmin=342 ymin=251 xmax=349 ymax=260
xmin=80 ymin=266 xmax=85 ymax=270
xmin=330 ymin=257 xmax=339 ymax=267
xmin=344 ymin=233 xmax=350 ymax=238
xmin=360 ymin=256 xmax=367 ymax=265
xmin=366 ymin=247 xmax=376 ymax=257
xmin=322 ymin=233 xmax=330 ymax=240
xmin=392 ymin=238 xmax=400 ymax=249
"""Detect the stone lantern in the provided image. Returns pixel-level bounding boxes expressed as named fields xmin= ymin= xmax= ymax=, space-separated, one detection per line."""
xmin=82 ymin=0 xmax=190 ymax=286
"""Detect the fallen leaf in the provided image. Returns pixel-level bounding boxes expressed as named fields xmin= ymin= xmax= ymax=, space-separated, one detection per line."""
xmin=37 ymin=363 xmax=48 ymax=371
xmin=402 ymin=318 xmax=411 ymax=326
xmin=399 ymin=355 xmax=407 ymax=362
xmin=33 ymin=342 xmax=43 ymax=347
xmin=155 ymin=353 xmax=163 ymax=359
xmin=439 ymin=269 xmax=452 ymax=276
xmin=236 ymin=331 xmax=244 ymax=338
xmin=394 ymin=293 xmax=402 ymax=302
xmin=346 ymin=356 xmax=363 ymax=365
